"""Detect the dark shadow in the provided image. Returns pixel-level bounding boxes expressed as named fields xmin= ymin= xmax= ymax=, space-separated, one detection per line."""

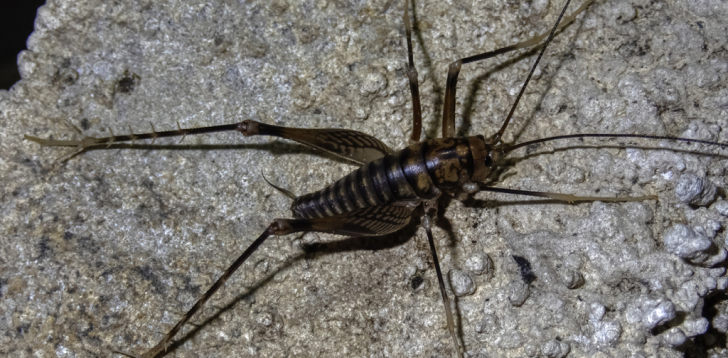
xmin=458 ymin=18 xmax=587 ymax=140
xmin=457 ymin=50 xmax=534 ymax=138
xmin=59 ymin=141 xmax=362 ymax=166
xmin=434 ymin=194 xmax=466 ymax=357
xmin=142 ymin=219 xmax=424 ymax=357
xmin=465 ymin=197 xmax=586 ymax=209
xmin=436 ymin=194 xmax=458 ymax=249
xmin=300 ymin=216 xmax=419 ymax=254
xmin=686 ymin=291 xmax=728 ymax=358
xmin=0 ymin=1 xmax=46 ymax=90
xmin=409 ymin=0 xmax=444 ymax=140
xmin=507 ymin=35 xmax=583 ymax=144
xmin=151 ymin=251 xmax=304 ymax=357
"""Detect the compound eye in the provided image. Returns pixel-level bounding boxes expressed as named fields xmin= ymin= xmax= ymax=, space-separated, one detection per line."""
xmin=484 ymin=156 xmax=493 ymax=167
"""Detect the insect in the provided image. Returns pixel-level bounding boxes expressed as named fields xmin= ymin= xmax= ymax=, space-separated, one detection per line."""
xmin=8 ymin=0 xmax=728 ymax=357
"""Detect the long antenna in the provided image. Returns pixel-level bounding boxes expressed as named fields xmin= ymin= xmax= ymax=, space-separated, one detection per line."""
xmin=492 ymin=0 xmax=573 ymax=144
xmin=504 ymin=133 xmax=728 ymax=153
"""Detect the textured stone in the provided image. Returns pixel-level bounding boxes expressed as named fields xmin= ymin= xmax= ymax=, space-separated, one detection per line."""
xmin=2 ymin=0 xmax=727 ymax=357
xmin=663 ymin=224 xmax=713 ymax=262
xmin=675 ymin=173 xmax=717 ymax=206
xmin=449 ymin=269 xmax=476 ymax=297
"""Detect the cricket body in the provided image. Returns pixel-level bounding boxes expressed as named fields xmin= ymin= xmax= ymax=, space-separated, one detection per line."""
xmin=14 ymin=0 xmax=728 ymax=357
xmin=281 ymin=130 xmax=497 ymax=220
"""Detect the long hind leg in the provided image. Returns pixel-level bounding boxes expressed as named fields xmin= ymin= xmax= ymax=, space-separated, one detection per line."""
xmin=25 ymin=119 xmax=392 ymax=164
xmin=113 ymin=221 xmax=284 ymax=358
xmin=114 ymin=205 xmax=414 ymax=358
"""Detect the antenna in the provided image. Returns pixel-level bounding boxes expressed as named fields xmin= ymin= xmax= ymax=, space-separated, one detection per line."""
xmin=492 ymin=0 xmax=573 ymax=144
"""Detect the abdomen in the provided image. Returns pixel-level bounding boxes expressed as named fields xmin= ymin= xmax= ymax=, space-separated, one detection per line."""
xmin=291 ymin=137 xmax=480 ymax=219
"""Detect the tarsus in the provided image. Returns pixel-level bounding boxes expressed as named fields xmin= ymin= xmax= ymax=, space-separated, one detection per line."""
xmin=23 ymin=122 xmax=241 ymax=161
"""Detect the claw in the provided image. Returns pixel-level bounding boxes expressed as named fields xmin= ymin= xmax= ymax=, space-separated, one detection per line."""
xmin=24 ymin=134 xmax=80 ymax=147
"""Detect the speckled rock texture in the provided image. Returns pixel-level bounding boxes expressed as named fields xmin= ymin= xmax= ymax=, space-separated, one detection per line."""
xmin=1 ymin=0 xmax=727 ymax=357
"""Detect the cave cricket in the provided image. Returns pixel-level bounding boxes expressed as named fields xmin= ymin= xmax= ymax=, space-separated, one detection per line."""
xmin=23 ymin=0 xmax=728 ymax=357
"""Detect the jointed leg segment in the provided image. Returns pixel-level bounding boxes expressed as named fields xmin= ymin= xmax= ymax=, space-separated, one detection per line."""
xmin=25 ymin=119 xmax=392 ymax=165
xmin=115 ymin=205 xmax=414 ymax=357
xmin=402 ymin=0 xmax=423 ymax=142
xmin=113 ymin=221 xmax=284 ymax=358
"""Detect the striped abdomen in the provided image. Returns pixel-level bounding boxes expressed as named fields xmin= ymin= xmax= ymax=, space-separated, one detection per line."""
xmin=291 ymin=136 xmax=492 ymax=219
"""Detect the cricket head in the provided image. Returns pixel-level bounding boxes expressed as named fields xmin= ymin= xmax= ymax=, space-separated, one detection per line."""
xmin=466 ymin=135 xmax=506 ymax=183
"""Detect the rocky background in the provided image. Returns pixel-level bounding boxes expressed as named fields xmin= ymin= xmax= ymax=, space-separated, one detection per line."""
xmin=1 ymin=0 xmax=727 ymax=357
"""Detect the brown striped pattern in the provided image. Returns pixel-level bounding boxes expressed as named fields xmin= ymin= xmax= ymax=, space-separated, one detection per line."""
xmin=291 ymin=138 xmax=474 ymax=219
xmin=273 ymin=126 xmax=393 ymax=165
xmin=304 ymin=205 xmax=414 ymax=236
xmin=290 ymin=136 xmax=489 ymax=220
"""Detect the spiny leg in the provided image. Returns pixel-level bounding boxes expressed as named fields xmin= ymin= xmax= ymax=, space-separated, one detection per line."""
xmin=441 ymin=0 xmax=594 ymax=139
xmin=421 ymin=203 xmax=462 ymax=357
xmin=402 ymin=0 xmax=423 ymax=142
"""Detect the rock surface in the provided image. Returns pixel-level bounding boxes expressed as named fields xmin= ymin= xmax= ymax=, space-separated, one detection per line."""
xmin=1 ymin=0 xmax=727 ymax=357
